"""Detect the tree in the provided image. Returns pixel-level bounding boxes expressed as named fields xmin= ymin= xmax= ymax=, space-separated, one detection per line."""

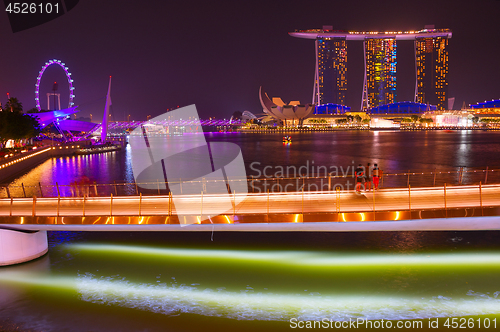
xmin=4 ymin=97 xmax=23 ymax=113
xmin=354 ymin=115 xmax=362 ymax=123
xmin=0 ymin=99 xmax=40 ymax=145
xmin=309 ymin=119 xmax=327 ymax=124
xmin=410 ymin=115 xmax=419 ymax=123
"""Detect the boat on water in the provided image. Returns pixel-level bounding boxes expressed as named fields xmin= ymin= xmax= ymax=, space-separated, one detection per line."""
xmin=76 ymin=143 xmax=122 ymax=155
xmin=283 ymin=136 xmax=292 ymax=144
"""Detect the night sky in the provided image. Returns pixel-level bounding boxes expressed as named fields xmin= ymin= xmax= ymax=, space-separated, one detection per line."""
xmin=1 ymin=0 xmax=499 ymax=121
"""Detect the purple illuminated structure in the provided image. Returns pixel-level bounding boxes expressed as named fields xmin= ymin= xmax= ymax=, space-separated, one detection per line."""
xmin=35 ymin=59 xmax=75 ymax=111
xmin=95 ymin=118 xmax=244 ymax=133
xmin=29 ymin=107 xmax=79 ymax=128
xmin=101 ymin=76 xmax=112 ymax=143
xmin=27 ymin=107 xmax=99 ymax=141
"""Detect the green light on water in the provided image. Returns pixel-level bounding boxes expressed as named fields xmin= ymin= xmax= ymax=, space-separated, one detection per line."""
xmin=69 ymin=244 xmax=500 ymax=268
xmin=0 ymin=271 xmax=77 ymax=290
xmin=0 ymin=272 xmax=499 ymax=321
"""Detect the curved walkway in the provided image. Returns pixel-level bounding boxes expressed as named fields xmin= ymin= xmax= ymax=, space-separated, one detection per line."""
xmin=0 ymin=184 xmax=497 ymax=218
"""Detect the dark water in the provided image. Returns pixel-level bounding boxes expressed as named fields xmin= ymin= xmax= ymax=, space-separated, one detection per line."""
xmin=1 ymin=231 xmax=500 ymax=332
xmin=2 ymin=131 xmax=500 ymax=331
xmin=5 ymin=131 xmax=500 ymax=197
xmin=223 ymin=130 xmax=500 ymax=172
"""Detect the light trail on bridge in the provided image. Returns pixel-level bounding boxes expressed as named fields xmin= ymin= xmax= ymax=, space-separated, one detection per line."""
xmin=0 ymin=184 xmax=498 ymax=218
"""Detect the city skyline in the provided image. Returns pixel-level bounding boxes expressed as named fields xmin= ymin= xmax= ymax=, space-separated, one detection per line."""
xmin=0 ymin=0 xmax=499 ymax=120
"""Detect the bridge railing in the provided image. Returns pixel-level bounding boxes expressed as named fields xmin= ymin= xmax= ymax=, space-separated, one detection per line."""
xmin=0 ymin=166 xmax=499 ymax=198
xmin=0 ymin=183 xmax=498 ymax=220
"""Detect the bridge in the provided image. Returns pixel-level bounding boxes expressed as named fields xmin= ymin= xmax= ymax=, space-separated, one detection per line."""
xmin=1 ymin=182 xmax=499 ymax=228
xmin=90 ymin=118 xmax=245 ymax=137
xmin=1 ymin=182 xmax=500 ymax=265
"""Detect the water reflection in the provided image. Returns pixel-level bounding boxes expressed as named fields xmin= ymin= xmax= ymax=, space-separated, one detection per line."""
xmin=1 ymin=244 xmax=500 ymax=326
xmin=5 ymin=151 xmax=134 ymax=197
xmin=1 ymin=230 xmax=500 ymax=331
xmin=4 ymin=131 xmax=500 ymax=196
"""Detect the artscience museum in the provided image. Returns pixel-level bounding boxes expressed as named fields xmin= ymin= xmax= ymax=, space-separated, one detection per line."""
xmin=259 ymin=87 xmax=315 ymax=126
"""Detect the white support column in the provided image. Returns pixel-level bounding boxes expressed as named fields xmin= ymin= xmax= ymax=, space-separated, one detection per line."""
xmin=313 ymin=39 xmax=320 ymax=105
xmin=312 ymin=69 xmax=318 ymax=105
xmin=46 ymin=93 xmax=61 ymax=110
xmin=0 ymin=229 xmax=48 ymax=266
xmin=101 ymin=76 xmax=112 ymax=143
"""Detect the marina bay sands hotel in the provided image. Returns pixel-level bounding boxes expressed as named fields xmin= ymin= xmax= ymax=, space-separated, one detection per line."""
xmin=289 ymin=26 xmax=452 ymax=111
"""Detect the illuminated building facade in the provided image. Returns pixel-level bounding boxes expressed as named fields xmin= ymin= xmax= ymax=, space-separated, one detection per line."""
xmin=290 ymin=27 xmax=452 ymax=111
xmin=316 ymin=38 xmax=347 ymax=105
xmin=415 ymin=37 xmax=449 ymax=110
xmin=315 ymin=103 xmax=350 ymax=115
xmin=362 ymin=38 xmax=397 ymax=109
xmin=470 ymin=99 xmax=500 ymax=115
xmin=368 ymin=101 xmax=435 ymax=115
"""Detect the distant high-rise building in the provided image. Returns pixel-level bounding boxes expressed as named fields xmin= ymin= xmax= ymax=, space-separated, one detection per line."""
xmin=317 ymin=37 xmax=347 ymax=105
xmin=289 ymin=27 xmax=451 ymax=111
xmin=415 ymin=36 xmax=449 ymax=110
xmin=362 ymin=38 xmax=397 ymax=109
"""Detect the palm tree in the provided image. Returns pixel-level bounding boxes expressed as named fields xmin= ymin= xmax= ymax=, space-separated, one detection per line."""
xmin=4 ymin=97 xmax=23 ymax=113
xmin=0 ymin=109 xmax=40 ymax=144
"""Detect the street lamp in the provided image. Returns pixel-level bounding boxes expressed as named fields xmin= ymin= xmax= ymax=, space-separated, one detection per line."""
xmin=128 ymin=114 xmax=131 ymax=122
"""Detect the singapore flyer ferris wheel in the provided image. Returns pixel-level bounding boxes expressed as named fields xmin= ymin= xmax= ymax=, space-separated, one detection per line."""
xmin=35 ymin=59 xmax=75 ymax=111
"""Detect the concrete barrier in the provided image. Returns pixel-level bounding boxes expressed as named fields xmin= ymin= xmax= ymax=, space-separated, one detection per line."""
xmin=0 ymin=148 xmax=53 ymax=182
xmin=2 ymin=216 xmax=500 ymax=232
xmin=0 ymin=229 xmax=48 ymax=265
xmin=0 ymin=145 xmax=83 ymax=183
